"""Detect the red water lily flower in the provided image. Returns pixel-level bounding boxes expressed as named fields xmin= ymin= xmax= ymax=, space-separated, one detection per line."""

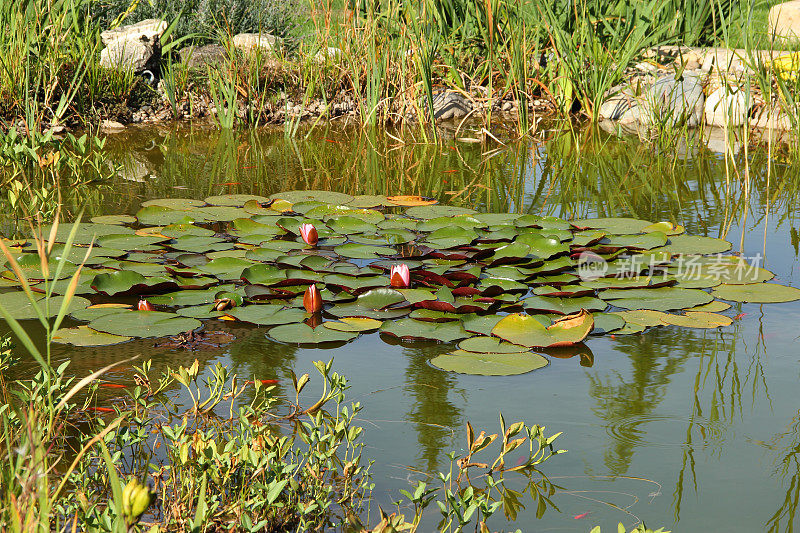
xmin=303 ymin=284 xmax=323 ymax=313
xmin=137 ymin=299 xmax=154 ymax=311
xmin=299 ymin=223 xmax=318 ymax=246
xmin=390 ymin=263 xmax=411 ymax=288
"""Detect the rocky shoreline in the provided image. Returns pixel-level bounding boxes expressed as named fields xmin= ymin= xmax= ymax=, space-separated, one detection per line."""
xmin=85 ymin=2 xmax=800 ymax=140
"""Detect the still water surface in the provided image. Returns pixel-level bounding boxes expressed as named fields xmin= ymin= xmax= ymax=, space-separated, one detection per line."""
xmin=15 ymin=124 xmax=800 ymax=531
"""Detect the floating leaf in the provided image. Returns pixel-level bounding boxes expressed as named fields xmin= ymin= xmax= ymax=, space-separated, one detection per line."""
xmin=491 ymin=310 xmax=594 ymax=347
xmin=0 ymin=292 xmax=90 ymax=320
xmin=386 ymin=195 xmax=438 ymax=206
xmin=53 ymin=326 xmax=131 ymax=346
xmin=711 ymin=283 xmax=800 ymax=303
xmin=458 ymin=336 xmax=528 ymax=353
xmin=205 ymin=194 xmax=270 ymax=207
xmin=657 ymin=235 xmax=732 ymax=255
xmin=591 ymin=313 xmax=626 ymax=334
xmin=430 ymin=351 xmax=548 ymax=376
xmin=225 ymin=305 xmax=308 ymax=325
xmin=88 ymin=311 xmax=201 ymax=338
xmin=323 ymin=317 xmax=383 ymax=332
xmin=268 ymin=323 xmax=358 ymax=344
xmin=600 ymin=287 xmax=712 ymax=311
xmin=380 ymin=319 xmax=470 ymax=342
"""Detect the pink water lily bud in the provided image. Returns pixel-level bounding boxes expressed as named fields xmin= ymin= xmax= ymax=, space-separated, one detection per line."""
xmin=390 ymin=264 xmax=411 ymax=288
xmin=137 ymin=298 xmax=154 ymax=311
xmin=303 ymin=283 xmax=323 ymax=313
xmin=299 ymin=223 xmax=318 ymax=246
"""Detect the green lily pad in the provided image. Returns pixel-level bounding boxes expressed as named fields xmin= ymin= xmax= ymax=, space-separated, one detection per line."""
xmin=380 ymin=319 xmax=470 ymax=342
xmin=90 ymin=214 xmax=137 ymax=225
xmin=430 ymin=350 xmax=548 ymax=376
xmin=141 ymin=198 xmax=205 ymax=209
xmin=323 ymin=317 xmax=383 ymax=332
xmin=660 ymin=311 xmax=733 ymax=328
xmin=334 ymin=243 xmax=396 ymax=259
xmin=205 ymin=194 xmax=270 ymax=207
xmin=573 ymin=217 xmax=652 ymax=234
xmin=491 ymin=311 xmax=594 ymax=347
xmin=657 ymin=235 xmax=732 ymax=255
xmin=267 ymin=322 xmax=358 ymax=344
xmin=52 ymin=326 xmax=131 ymax=346
xmin=458 ymin=336 xmax=528 ymax=353
xmin=328 ymin=288 xmax=409 ymax=319
xmin=600 ymin=287 xmax=713 ymax=311
xmin=225 ymin=305 xmax=308 ymax=325
xmin=0 ymin=292 xmax=90 ymax=320
xmin=591 ymin=313 xmax=626 ymax=334
xmin=168 ymin=236 xmax=234 ymax=253
xmin=88 ymin=311 xmax=202 ymax=338
xmin=711 ymin=283 xmax=800 ymax=303
xmin=136 ymin=205 xmax=197 ymax=226
xmin=405 ymin=205 xmax=477 ymax=219
xmin=160 ymin=224 xmax=217 ymax=239
xmin=270 ymin=190 xmax=354 ymax=205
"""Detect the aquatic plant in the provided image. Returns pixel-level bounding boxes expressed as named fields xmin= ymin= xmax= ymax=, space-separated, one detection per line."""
xmin=1 ymin=191 xmax=794 ymax=377
xmin=0 ymin=216 xmax=567 ymax=531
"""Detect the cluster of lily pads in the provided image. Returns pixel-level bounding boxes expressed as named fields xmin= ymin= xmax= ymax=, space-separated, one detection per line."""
xmin=3 ymin=190 xmax=799 ymax=376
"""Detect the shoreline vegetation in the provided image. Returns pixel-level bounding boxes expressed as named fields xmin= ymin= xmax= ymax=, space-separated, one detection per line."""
xmin=2 ymin=0 xmax=800 ymax=140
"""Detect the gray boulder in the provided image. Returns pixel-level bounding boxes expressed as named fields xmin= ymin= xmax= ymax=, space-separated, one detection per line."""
xmin=100 ymin=19 xmax=167 ymax=73
xmin=644 ymin=73 xmax=705 ymax=127
xmin=232 ymin=33 xmax=279 ymax=55
xmin=181 ymin=44 xmax=228 ymax=69
xmin=431 ymin=91 xmax=471 ymax=121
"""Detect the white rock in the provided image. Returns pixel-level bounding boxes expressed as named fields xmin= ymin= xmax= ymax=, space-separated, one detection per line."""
xmin=700 ymin=48 xmax=750 ymax=74
xmin=769 ymin=1 xmax=800 ymax=40
xmin=750 ymin=105 xmax=793 ymax=130
xmin=101 ymin=19 xmax=167 ymax=46
xmin=99 ymin=19 xmax=166 ymax=72
xmin=232 ymin=33 xmax=279 ymax=54
xmin=431 ymin=91 xmax=472 ymax=120
xmin=642 ymin=73 xmax=705 ymax=127
xmin=312 ymin=47 xmax=343 ymax=63
xmin=100 ymin=39 xmax=154 ymax=72
xmin=704 ymin=87 xmax=748 ymax=127
xmin=100 ymin=119 xmax=125 ymax=132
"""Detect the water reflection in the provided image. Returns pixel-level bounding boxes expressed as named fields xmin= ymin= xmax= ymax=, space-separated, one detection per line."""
xmin=6 ymin=123 xmax=800 ymax=529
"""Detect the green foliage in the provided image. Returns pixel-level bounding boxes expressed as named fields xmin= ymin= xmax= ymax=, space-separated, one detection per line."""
xmin=0 ymin=128 xmax=117 ymax=225
xmin=93 ymin=0 xmax=302 ymax=45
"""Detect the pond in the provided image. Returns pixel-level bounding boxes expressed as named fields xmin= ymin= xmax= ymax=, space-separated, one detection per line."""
xmin=5 ymin=123 xmax=800 ymax=531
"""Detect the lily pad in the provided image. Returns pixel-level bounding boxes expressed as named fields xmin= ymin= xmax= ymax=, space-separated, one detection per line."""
xmin=267 ymin=322 xmax=358 ymax=344
xmin=711 ymin=283 xmax=800 ymax=303
xmin=491 ymin=311 xmax=594 ymax=348
xmin=380 ymin=319 xmax=470 ymax=342
xmin=225 ymin=305 xmax=308 ymax=326
xmin=458 ymin=336 xmax=529 ymax=353
xmin=88 ymin=311 xmax=202 ymax=338
xmin=52 ymin=326 xmax=131 ymax=346
xmin=323 ymin=317 xmax=383 ymax=332
xmin=600 ymin=287 xmax=712 ymax=311
xmin=0 ymin=292 xmax=90 ymax=320
xmin=657 ymin=235 xmax=732 ymax=255
xmin=430 ymin=350 xmax=548 ymax=376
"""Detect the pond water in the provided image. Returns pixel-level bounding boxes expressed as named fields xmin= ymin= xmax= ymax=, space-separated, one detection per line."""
xmin=7 ymin=123 xmax=800 ymax=531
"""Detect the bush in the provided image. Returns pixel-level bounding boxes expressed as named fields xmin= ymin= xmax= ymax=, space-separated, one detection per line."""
xmin=92 ymin=0 xmax=302 ymax=45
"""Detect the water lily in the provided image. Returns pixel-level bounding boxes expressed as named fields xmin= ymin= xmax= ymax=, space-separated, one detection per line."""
xmin=390 ymin=263 xmax=411 ymax=288
xmin=299 ymin=223 xmax=318 ymax=246
xmin=303 ymin=283 xmax=323 ymax=313
xmin=137 ymin=298 xmax=154 ymax=311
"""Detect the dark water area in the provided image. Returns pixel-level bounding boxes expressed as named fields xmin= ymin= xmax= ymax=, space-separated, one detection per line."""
xmin=7 ymin=122 xmax=800 ymax=531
